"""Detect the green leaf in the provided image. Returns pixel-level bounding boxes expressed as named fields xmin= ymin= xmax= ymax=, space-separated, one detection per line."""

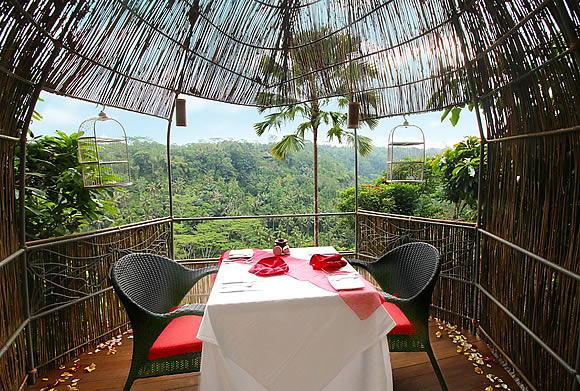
xmin=450 ymin=107 xmax=462 ymax=126
xmin=440 ymin=108 xmax=452 ymax=122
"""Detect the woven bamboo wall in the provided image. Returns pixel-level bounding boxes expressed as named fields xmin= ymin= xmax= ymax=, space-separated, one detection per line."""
xmin=462 ymin=1 xmax=580 ymax=389
xmin=0 ymin=257 xmax=27 ymax=391
xmin=480 ymin=135 xmax=580 ymax=391
xmin=0 ymin=0 xmax=65 ymax=387
xmin=357 ymin=212 xmax=478 ymax=331
xmin=26 ymin=220 xmax=172 ymax=373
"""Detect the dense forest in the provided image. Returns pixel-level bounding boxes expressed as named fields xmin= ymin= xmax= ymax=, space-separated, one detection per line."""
xmin=108 ymin=138 xmax=446 ymax=258
xmin=22 ymin=132 xmax=484 ymax=259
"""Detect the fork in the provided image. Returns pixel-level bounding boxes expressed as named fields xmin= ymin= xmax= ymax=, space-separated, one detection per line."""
xmin=321 ymin=269 xmax=354 ymax=275
xmin=223 ymin=257 xmax=254 ymax=264
xmin=331 ymin=274 xmax=360 ymax=281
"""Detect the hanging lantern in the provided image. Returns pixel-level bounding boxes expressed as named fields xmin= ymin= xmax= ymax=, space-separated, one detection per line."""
xmin=77 ymin=109 xmax=132 ymax=188
xmin=175 ymin=98 xmax=187 ymax=126
xmin=347 ymin=101 xmax=360 ymax=129
xmin=386 ymin=116 xmax=425 ymax=183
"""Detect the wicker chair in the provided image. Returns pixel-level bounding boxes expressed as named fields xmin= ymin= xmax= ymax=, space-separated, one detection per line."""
xmin=349 ymin=242 xmax=448 ymax=391
xmin=111 ymin=252 xmax=218 ymax=391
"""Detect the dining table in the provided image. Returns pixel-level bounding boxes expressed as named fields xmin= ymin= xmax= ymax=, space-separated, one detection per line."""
xmin=196 ymin=246 xmax=395 ymax=391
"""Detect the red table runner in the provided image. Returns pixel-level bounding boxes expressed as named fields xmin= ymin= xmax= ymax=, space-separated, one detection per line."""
xmin=220 ymin=250 xmax=384 ymax=320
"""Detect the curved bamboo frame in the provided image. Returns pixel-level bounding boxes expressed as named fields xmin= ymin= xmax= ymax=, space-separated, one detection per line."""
xmin=0 ymin=0 xmax=578 ymax=390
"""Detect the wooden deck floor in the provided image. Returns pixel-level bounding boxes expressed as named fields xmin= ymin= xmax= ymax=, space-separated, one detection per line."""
xmin=26 ymin=320 xmax=519 ymax=391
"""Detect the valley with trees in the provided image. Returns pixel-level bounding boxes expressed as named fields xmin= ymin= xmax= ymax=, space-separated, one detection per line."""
xmin=20 ymin=129 xmax=483 ymax=260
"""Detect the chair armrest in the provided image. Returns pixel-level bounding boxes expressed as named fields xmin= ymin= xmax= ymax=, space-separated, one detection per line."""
xmin=381 ymin=291 xmax=408 ymax=304
xmin=157 ymin=303 xmax=206 ymax=322
xmin=347 ymin=258 xmax=372 ymax=271
xmin=190 ymin=265 xmax=219 ymax=281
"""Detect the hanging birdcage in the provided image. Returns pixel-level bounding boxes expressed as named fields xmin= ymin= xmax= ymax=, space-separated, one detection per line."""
xmin=386 ymin=117 xmax=425 ymax=183
xmin=77 ymin=110 xmax=132 ymax=188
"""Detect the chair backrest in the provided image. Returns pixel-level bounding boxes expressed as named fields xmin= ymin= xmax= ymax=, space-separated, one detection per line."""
xmin=112 ymin=253 xmax=195 ymax=316
xmin=370 ymin=242 xmax=441 ymax=301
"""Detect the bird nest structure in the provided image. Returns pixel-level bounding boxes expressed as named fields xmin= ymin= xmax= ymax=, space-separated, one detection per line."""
xmin=0 ymin=1 xmax=579 ymax=391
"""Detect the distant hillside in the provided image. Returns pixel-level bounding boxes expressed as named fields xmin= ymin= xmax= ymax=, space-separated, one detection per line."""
xmin=317 ymin=144 xmax=444 ymax=181
xmin=96 ymin=139 xmax=446 ymax=257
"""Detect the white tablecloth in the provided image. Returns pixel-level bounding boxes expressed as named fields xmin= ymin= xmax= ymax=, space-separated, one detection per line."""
xmin=197 ymin=247 xmax=395 ymax=391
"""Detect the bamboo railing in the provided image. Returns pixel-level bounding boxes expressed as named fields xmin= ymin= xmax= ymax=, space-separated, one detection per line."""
xmin=0 ymin=218 xmax=172 ymax=388
xmin=357 ymin=211 xmax=478 ymax=331
xmin=25 ymin=219 xmax=173 ymax=370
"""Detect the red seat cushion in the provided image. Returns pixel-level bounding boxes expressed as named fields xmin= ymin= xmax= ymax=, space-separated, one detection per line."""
xmin=148 ymin=315 xmax=203 ymax=360
xmin=382 ymin=302 xmax=415 ymax=335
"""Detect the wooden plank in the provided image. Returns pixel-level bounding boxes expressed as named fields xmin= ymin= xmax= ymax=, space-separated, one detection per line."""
xmin=25 ymin=320 xmax=520 ymax=391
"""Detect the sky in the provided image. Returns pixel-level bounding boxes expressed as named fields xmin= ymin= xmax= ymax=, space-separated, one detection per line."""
xmin=31 ymin=92 xmax=479 ymax=149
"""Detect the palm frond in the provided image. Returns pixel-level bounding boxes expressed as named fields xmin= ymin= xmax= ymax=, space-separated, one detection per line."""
xmin=254 ymin=112 xmax=283 ymax=136
xmin=358 ymin=91 xmax=378 ymax=110
xmin=345 ymin=131 xmax=374 ymax=157
xmin=327 ymin=124 xmax=344 ymax=143
xmin=296 ymin=121 xmax=311 ymax=139
xmin=271 ymin=134 xmax=305 ymax=161
xmin=329 ymin=111 xmax=345 ymax=126
xmin=337 ymin=97 xmax=349 ymax=109
xmin=362 ymin=117 xmax=379 ymax=130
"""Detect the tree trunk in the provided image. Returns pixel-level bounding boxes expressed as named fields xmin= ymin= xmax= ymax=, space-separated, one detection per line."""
xmin=313 ymin=124 xmax=319 ymax=246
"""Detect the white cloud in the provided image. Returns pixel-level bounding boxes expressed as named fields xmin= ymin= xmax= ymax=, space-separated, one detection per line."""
xmin=184 ymin=96 xmax=243 ymax=114
xmin=34 ymin=101 xmax=88 ymax=131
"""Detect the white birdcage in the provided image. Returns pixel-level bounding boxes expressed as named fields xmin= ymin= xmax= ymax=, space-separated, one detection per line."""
xmin=77 ymin=110 xmax=132 ymax=188
xmin=386 ymin=117 xmax=425 ymax=183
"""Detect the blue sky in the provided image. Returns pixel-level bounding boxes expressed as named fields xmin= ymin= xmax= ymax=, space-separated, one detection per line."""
xmin=31 ymin=92 xmax=479 ymax=149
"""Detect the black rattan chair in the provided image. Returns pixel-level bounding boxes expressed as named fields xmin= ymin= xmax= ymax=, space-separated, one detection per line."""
xmin=349 ymin=242 xmax=448 ymax=391
xmin=111 ymin=252 xmax=218 ymax=391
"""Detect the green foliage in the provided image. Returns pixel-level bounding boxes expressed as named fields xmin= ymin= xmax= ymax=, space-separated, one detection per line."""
xmin=382 ymin=182 xmax=422 ymax=215
xmin=19 ymin=127 xmax=460 ymax=253
xmin=336 ymin=184 xmax=395 ymax=214
xmin=174 ymin=220 xmax=269 ymax=259
xmin=16 ymin=131 xmax=117 ymax=239
xmin=336 ymin=181 xmax=422 ymax=217
xmin=114 ymin=139 xmax=385 ymax=255
xmin=335 ymin=154 xmax=459 ymax=225
xmin=440 ymin=103 xmax=474 ymax=127
xmin=431 ymin=136 xmax=484 ymax=219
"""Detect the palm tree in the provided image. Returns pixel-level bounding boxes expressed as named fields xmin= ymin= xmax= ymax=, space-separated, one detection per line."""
xmin=254 ymin=27 xmax=379 ymax=245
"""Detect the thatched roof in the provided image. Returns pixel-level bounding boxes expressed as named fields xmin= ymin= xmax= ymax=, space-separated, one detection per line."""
xmin=1 ymin=2 xmax=580 ymax=391
xmin=2 ymin=0 xmax=576 ymax=121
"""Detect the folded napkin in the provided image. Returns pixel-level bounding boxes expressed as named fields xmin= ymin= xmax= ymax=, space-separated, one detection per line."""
xmin=249 ymin=256 xmax=289 ymax=276
xmin=309 ymin=254 xmax=347 ymax=270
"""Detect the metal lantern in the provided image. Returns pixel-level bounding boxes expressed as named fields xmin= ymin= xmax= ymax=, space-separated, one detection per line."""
xmin=386 ymin=117 xmax=425 ymax=183
xmin=77 ymin=109 xmax=132 ymax=188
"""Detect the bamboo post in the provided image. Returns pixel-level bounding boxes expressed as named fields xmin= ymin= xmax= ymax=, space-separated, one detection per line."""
xmin=573 ymin=327 xmax=580 ymax=391
xmin=354 ymin=125 xmax=359 ymax=257
xmin=449 ymin=5 xmax=488 ymax=333
xmin=551 ymin=0 xmax=580 ymax=66
xmin=11 ymin=1 xmax=86 ymax=382
xmin=167 ymin=97 xmax=176 ymax=259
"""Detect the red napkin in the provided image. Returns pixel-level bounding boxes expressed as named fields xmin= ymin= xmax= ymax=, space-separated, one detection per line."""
xmin=309 ymin=254 xmax=347 ymax=270
xmin=249 ymin=256 xmax=289 ymax=276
